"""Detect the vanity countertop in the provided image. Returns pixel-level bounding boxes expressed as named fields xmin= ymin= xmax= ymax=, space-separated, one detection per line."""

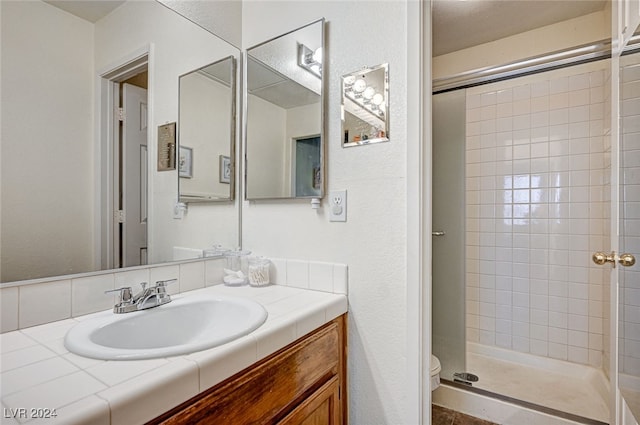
xmin=0 ymin=284 xmax=347 ymax=425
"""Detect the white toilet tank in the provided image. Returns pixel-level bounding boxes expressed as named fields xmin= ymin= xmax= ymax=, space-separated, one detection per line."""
xmin=430 ymin=355 xmax=441 ymax=390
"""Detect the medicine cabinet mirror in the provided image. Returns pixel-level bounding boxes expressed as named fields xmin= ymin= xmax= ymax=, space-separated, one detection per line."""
xmin=245 ymin=19 xmax=325 ymax=200
xmin=341 ymin=63 xmax=389 ymax=147
xmin=178 ymin=56 xmax=236 ymax=202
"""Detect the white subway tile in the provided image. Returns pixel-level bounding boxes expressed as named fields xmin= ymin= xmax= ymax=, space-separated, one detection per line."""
xmin=333 ymin=264 xmax=348 ymax=295
xmin=308 ymin=262 xmax=334 ymax=293
xmin=568 ymin=346 xmax=589 ymax=364
xmin=549 ymin=342 xmax=568 ymax=360
xmin=1 ymin=287 xmax=19 ymax=333
xmin=179 ymin=261 xmax=205 ymax=293
xmin=464 ymin=66 xmax=610 ymax=367
xmin=149 ymin=265 xmax=179 ymax=295
xmin=286 ymin=260 xmax=309 ymax=289
xmin=205 ymin=258 xmax=225 ymax=286
xmin=549 ymin=327 xmax=568 ymax=344
xmin=1 ymin=357 xmax=78 ymax=397
xmin=86 ymin=358 xmax=168 ymax=387
xmin=550 ymin=77 xmax=569 ymax=94
xmin=19 ymin=281 xmax=71 ymax=328
xmin=114 ymin=269 xmax=149 ymax=293
xmin=71 ymin=274 xmax=115 ymax=317
xmin=2 ymin=372 xmax=107 ymax=421
xmin=98 ymin=358 xmax=199 ymax=425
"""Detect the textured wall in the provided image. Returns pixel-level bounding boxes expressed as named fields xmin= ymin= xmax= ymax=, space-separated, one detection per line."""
xmin=241 ymin=2 xmax=412 ymax=423
xmin=1 ymin=1 xmax=95 ymax=282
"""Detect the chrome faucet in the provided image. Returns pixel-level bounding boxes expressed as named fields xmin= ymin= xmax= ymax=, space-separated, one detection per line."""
xmin=105 ymin=279 xmax=176 ymax=314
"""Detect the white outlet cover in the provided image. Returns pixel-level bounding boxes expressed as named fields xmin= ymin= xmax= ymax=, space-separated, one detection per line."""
xmin=329 ymin=190 xmax=347 ymax=222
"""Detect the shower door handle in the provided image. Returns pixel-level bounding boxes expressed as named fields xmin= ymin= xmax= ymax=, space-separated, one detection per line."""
xmin=432 ymin=231 xmax=445 ymax=236
xmin=592 ymin=251 xmax=636 ymax=268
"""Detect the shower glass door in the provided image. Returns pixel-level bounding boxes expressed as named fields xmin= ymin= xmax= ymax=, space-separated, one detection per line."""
xmin=618 ymin=51 xmax=640 ymax=424
xmin=433 ymin=58 xmax=616 ymax=423
xmin=432 ymin=90 xmax=467 ymax=380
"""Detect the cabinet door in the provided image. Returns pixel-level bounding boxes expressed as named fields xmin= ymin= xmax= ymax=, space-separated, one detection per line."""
xmin=278 ymin=377 xmax=341 ymax=425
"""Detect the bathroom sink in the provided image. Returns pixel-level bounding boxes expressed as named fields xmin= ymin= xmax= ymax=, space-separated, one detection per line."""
xmin=64 ymin=294 xmax=268 ymax=360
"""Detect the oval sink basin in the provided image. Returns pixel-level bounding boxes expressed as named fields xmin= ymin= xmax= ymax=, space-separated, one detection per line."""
xmin=64 ymin=294 xmax=267 ymax=360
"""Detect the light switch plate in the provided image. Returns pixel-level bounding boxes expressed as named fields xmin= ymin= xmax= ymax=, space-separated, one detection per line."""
xmin=329 ymin=190 xmax=347 ymax=222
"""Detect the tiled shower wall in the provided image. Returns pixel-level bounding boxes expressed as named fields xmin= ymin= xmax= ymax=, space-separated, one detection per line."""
xmin=621 ymin=54 xmax=640 ymax=380
xmin=465 ymin=61 xmax=610 ymax=368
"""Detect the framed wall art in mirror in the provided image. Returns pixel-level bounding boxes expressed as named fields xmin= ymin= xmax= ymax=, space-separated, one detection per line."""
xmin=244 ymin=19 xmax=325 ymax=200
xmin=341 ymin=63 xmax=389 ymax=147
xmin=178 ymin=56 xmax=236 ymax=202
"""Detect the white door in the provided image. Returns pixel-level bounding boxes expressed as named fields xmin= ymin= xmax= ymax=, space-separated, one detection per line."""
xmin=122 ymin=83 xmax=148 ymax=267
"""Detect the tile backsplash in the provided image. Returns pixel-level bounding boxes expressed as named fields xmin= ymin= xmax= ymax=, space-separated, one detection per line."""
xmin=0 ymin=258 xmax=348 ymax=333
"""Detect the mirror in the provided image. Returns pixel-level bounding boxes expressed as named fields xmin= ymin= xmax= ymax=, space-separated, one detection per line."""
xmin=341 ymin=63 xmax=389 ymax=147
xmin=179 ymin=56 xmax=236 ymax=202
xmin=245 ymin=19 xmax=324 ymax=200
xmin=0 ymin=0 xmax=240 ymax=283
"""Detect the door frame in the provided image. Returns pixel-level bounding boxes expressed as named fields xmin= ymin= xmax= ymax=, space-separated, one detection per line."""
xmin=407 ymin=0 xmax=430 ymax=423
xmin=96 ymin=46 xmax=151 ymax=271
xmin=290 ymin=134 xmax=321 ymax=197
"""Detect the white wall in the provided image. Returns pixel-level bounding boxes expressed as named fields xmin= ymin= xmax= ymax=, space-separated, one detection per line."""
xmin=433 ymin=11 xmax=610 ymax=80
xmin=1 ymin=0 xmax=95 ymax=282
xmin=179 ymin=72 xmax=232 ymax=199
xmin=157 ymin=0 xmax=243 ymax=49
xmin=94 ymin=0 xmax=240 ymax=262
xmin=246 ymin=95 xmax=288 ymax=198
xmin=242 ymin=2 xmax=414 ymax=423
xmin=246 ymin=100 xmax=321 ymax=199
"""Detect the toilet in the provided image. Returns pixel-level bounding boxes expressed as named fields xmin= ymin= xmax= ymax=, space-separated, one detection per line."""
xmin=431 ymin=355 xmax=441 ymax=390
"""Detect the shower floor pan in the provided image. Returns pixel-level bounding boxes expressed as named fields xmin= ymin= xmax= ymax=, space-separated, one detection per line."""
xmin=465 ymin=343 xmax=610 ymax=424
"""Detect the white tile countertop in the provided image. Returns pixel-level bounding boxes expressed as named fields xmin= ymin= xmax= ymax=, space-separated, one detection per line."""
xmin=0 ymin=284 xmax=348 ymax=425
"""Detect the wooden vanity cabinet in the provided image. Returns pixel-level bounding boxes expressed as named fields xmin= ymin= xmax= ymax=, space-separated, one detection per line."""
xmin=149 ymin=315 xmax=347 ymax=425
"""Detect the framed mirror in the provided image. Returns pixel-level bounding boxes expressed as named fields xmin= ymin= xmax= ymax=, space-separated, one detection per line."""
xmin=178 ymin=56 xmax=236 ymax=202
xmin=245 ymin=19 xmax=324 ymax=200
xmin=341 ymin=63 xmax=389 ymax=147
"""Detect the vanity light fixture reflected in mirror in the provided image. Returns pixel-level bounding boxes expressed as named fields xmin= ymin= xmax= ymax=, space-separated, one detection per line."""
xmin=341 ymin=63 xmax=389 ymax=147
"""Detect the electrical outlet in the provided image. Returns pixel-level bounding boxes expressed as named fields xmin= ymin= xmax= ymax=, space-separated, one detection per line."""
xmin=329 ymin=190 xmax=347 ymax=222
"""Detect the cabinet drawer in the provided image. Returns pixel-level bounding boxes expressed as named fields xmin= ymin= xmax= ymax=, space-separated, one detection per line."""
xmin=153 ymin=317 xmax=344 ymax=425
xmin=277 ymin=377 xmax=340 ymax=425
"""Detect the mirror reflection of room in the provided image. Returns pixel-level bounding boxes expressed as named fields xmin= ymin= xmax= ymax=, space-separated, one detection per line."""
xmin=342 ymin=63 xmax=389 ymax=147
xmin=178 ymin=56 xmax=236 ymax=202
xmin=245 ymin=19 xmax=324 ymax=200
xmin=0 ymin=0 xmax=239 ymax=283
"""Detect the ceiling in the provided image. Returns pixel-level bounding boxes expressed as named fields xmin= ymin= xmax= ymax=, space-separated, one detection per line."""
xmin=43 ymin=0 xmax=609 ymax=67
xmin=43 ymin=0 xmax=125 ymax=23
xmin=433 ymin=0 xmax=608 ymax=57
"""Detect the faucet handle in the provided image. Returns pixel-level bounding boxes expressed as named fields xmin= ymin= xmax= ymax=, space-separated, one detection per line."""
xmin=105 ymin=287 xmax=133 ymax=302
xmin=155 ymin=279 xmax=177 ymax=289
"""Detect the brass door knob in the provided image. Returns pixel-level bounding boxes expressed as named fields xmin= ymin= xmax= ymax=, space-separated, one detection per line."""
xmin=592 ymin=251 xmax=636 ymax=267
xmin=619 ymin=253 xmax=636 ymax=267
xmin=592 ymin=252 xmax=615 ymax=266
